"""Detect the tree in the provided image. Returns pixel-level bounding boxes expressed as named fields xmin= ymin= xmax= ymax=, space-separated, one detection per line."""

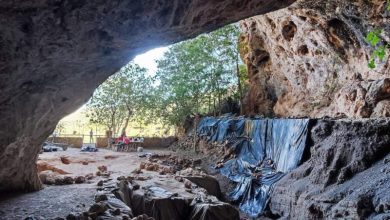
xmin=86 ymin=62 xmax=152 ymax=136
xmin=152 ymin=24 xmax=246 ymax=126
xmin=87 ymin=24 xmax=246 ymax=130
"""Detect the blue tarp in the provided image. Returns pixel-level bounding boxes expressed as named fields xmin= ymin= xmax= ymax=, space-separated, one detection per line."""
xmin=197 ymin=117 xmax=309 ymax=217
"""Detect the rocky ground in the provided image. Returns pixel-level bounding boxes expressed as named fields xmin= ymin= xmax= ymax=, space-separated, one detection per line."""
xmin=0 ymin=148 xmax=176 ymax=219
xmin=0 ymin=184 xmax=96 ymax=220
xmin=0 ymin=147 xmax=237 ymax=220
xmin=1 ymin=118 xmax=389 ymax=220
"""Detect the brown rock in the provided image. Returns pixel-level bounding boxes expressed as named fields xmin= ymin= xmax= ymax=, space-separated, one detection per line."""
xmin=60 ymin=156 xmax=71 ymax=165
xmin=74 ymin=176 xmax=86 ymax=184
xmin=145 ymin=163 xmax=159 ymax=172
xmin=62 ymin=176 xmax=74 ymax=185
xmin=239 ymin=1 xmax=389 ymax=118
xmin=104 ymin=155 xmax=119 ymax=160
xmin=37 ymin=161 xmax=71 ymax=175
xmin=38 ymin=170 xmax=58 ymax=185
xmin=98 ymin=166 xmax=108 ymax=172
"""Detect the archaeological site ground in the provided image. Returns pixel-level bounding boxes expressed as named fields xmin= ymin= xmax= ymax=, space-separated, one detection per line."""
xmin=0 ymin=0 xmax=389 ymax=220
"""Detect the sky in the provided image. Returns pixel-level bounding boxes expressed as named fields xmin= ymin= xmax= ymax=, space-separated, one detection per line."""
xmin=133 ymin=47 xmax=169 ymax=76
xmin=60 ymin=47 xmax=169 ymax=123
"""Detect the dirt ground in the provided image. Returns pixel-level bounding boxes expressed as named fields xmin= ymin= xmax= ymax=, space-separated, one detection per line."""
xmin=0 ymin=148 xmax=174 ymax=220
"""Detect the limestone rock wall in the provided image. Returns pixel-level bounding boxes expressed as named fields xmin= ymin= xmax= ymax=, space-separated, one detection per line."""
xmin=240 ymin=0 xmax=390 ymax=118
xmin=0 ymin=0 xmax=295 ymax=191
xmin=269 ymin=119 xmax=390 ymax=219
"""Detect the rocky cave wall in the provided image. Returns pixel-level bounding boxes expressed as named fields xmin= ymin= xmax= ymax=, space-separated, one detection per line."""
xmin=270 ymin=119 xmax=390 ymax=219
xmin=182 ymin=116 xmax=390 ymax=219
xmin=0 ymin=0 xmax=296 ymax=192
xmin=240 ymin=0 xmax=390 ymax=118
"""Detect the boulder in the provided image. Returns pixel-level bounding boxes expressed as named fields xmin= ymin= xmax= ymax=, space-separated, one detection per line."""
xmin=184 ymin=175 xmax=222 ymax=199
xmin=60 ymin=156 xmax=71 ymax=165
xmin=74 ymin=176 xmax=86 ymax=184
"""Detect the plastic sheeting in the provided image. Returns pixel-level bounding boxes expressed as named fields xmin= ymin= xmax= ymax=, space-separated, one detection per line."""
xmin=197 ymin=117 xmax=309 ymax=217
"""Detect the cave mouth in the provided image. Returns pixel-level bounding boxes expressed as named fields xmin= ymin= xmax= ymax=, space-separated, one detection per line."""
xmin=2 ymin=0 xmax=390 ymax=219
xmin=0 ymin=0 xmax=294 ymax=215
xmin=0 ymin=0 xmax=297 ymax=194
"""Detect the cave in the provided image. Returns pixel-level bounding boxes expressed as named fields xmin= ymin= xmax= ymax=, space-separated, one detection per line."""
xmin=0 ymin=0 xmax=296 ymax=193
xmin=1 ymin=0 xmax=390 ymax=219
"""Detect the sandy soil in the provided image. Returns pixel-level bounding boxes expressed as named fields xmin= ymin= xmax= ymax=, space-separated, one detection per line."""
xmin=0 ymin=148 xmax=173 ymax=220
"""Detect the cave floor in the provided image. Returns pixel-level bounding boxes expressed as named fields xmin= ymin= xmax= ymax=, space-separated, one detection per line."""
xmin=0 ymin=148 xmax=174 ymax=220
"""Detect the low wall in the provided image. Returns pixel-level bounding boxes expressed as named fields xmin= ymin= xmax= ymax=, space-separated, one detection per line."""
xmin=95 ymin=137 xmax=177 ymax=149
xmin=50 ymin=137 xmax=83 ymax=148
xmin=142 ymin=137 xmax=178 ymax=149
xmin=96 ymin=137 xmax=109 ymax=148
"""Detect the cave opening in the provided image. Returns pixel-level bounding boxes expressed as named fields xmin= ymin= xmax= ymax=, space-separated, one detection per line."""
xmin=1 ymin=0 xmax=390 ymax=219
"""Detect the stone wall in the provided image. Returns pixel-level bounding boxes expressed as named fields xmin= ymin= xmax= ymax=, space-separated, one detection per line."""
xmin=143 ymin=137 xmax=178 ymax=149
xmin=96 ymin=137 xmax=109 ymax=148
xmin=240 ymin=0 xmax=390 ymax=118
xmin=50 ymin=137 xmax=83 ymax=148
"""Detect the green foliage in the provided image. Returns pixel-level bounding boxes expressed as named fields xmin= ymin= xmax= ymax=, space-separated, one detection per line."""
xmin=365 ymin=1 xmax=390 ymax=69
xmin=152 ymin=24 xmax=244 ymax=126
xmin=87 ymin=24 xmax=246 ymax=129
xmin=387 ymin=0 xmax=390 ymax=11
xmin=86 ymin=63 xmax=153 ymax=135
xmin=365 ymin=29 xmax=382 ymax=47
xmin=365 ymin=29 xmax=389 ymax=69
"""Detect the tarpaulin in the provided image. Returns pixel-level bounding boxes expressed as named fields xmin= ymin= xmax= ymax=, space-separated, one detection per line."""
xmin=197 ymin=117 xmax=309 ymax=217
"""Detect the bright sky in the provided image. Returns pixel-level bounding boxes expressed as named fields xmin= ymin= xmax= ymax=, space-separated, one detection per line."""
xmin=61 ymin=47 xmax=169 ymax=121
xmin=133 ymin=47 xmax=169 ymax=76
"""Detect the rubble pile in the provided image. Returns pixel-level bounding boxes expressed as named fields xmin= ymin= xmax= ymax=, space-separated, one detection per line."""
xmin=38 ymin=171 xmax=92 ymax=186
xmin=137 ymin=153 xmax=202 ymax=175
xmin=59 ymin=166 xmax=239 ymax=220
xmin=168 ymin=136 xmax=195 ymax=152
xmin=37 ymin=161 xmax=71 ymax=175
xmin=53 ymin=148 xmax=240 ymax=220
xmin=37 ymin=160 xmax=102 ymax=186
xmin=63 ymin=176 xmax=239 ymax=220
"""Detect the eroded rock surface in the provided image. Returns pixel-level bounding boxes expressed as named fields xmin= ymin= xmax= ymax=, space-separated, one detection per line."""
xmin=269 ymin=119 xmax=390 ymax=219
xmin=0 ymin=0 xmax=295 ymax=191
xmin=240 ymin=0 xmax=390 ymax=117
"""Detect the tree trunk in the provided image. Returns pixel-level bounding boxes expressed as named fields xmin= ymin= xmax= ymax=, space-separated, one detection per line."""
xmin=121 ymin=106 xmax=132 ymax=135
xmin=235 ymin=55 xmax=243 ymax=115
